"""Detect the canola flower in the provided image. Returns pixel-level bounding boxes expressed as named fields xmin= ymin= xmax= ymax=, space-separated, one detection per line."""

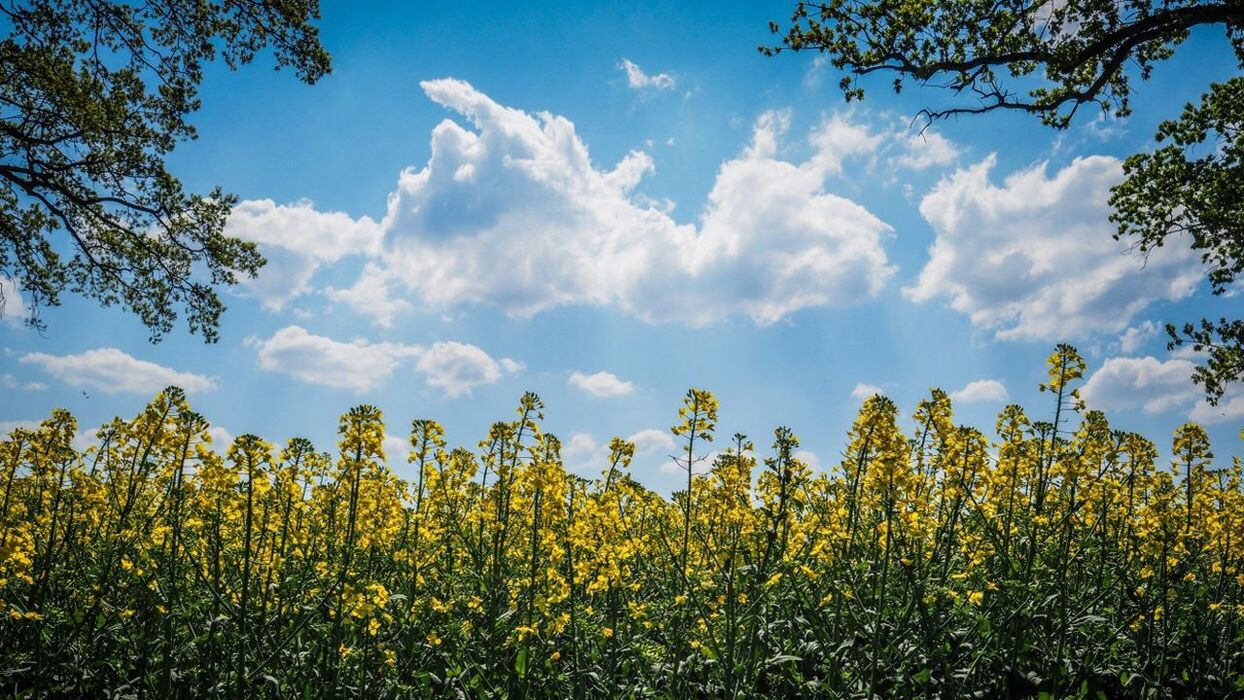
xmin=0 ymin=347 xmax=1241 ymax=697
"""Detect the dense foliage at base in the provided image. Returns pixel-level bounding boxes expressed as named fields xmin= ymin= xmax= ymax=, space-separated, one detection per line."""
xmin=1 ymin=346 xmax=1241 ymax=698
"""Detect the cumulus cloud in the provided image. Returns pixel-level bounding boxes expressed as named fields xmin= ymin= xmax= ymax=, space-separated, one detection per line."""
xmin=21 ymin=348 xmax=216 ymax=395
xmin=1081 ymin=355 xmax=1243 ymax=424
xmin=226 ymin=199 xmax=383 ymax=310
xmin=564 ymin=428 xmax=678 ymax=475
xmin=852 ymin=383 xmax=885 ymax=400
xmin=569 ymin=370 xmax=635 ymax=397
xmin=805 ymin=114 xmax=885 ymax=175
xmin=794 ymin=449 xmax=823 ymax=470
xmin=0 ymin=277 xmax=27 ymax=326
xmin=1118 ymin=321 xmax=1158 ymax=354
xmin=0 ymin=419 xmax=39 ymax=437
xmin=907 ymin=155 xmax=1202 ymax=340
xmin=629 ymin=428 xmax=675 ymax=455
xmin=1081 ymin=356 xmax=1199 ymax=414
xmin=416 ymin=340 xmax=520 ymax=398
xmin=72 ymin=428 xmax=100 ymax=452
xmin=1 ymin=420 xmax=100 ymax=457
xmin=801 ymin=112 xmax=958 ymax=176
xmin=950 ymin=379 xmax=1009 ymax=403
xmin=261 ymin=79 xmax=894 ymax=328
xmin=562 ymin=433 xmax=606 ymax=474
xmin=896 ymin=130 xmax=960 ymax=171
xmin=324 ymin=263 xmax=411 ymax=328
xmin=659 ymin=450 xmax=719 ymax=476
xmin=1189 ymin=394 xmax=1244 ymax=425
xmin=382 ymin=433 xmax=408 ymax=464
xmin=250 ymin=325 xmax=517 ymax=397
xmin=207 ymin=426 xmax=234 ymax=451
xmin=251 ymin=325 xmax=421 ymax=392
xmin=1 ymin=373 xmax=45 ymax=391
xmin=618 ymin=58 xmax=676 ymax=90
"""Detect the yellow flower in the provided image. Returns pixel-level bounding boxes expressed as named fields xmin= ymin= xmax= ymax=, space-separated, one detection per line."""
xmin=550 ymin=650 xmax=561 ymax=662
xmin=601 ymin=627 xmax=614 ymax=639
xmin=426 ymin=632 xmax=442 ymax=647
xmin=968 ymin=591 xmax=984 ymax=606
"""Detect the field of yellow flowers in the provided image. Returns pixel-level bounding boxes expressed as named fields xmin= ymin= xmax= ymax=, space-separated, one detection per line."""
xmin=1 ymin=346 xmax=1241 ymax=697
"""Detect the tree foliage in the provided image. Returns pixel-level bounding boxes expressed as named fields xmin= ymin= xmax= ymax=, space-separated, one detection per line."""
xmin=766 ymin=0 xmax=1244 ymax=402
xmin=1110 ymin=78 xmax=1244 ymax=405
xmin=0 ymin=0 xmax=331 ymax=341
xmin=763 ymin=0 xmax=1244 ymax=127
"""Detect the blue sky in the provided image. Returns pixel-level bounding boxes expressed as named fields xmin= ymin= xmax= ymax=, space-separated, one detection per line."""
xmin=2 ymin=0 xmax=1241 ymax=491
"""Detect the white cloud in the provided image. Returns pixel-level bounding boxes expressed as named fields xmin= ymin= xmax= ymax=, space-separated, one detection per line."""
xmin=907 ymin=155 xmax=1202 ymax=340
xmin=950 ymin=379 xmax=1009 ymax=403
xmin=226 ymin=198 xmax=383 ymax=310
xmin=800 ymin=112 xmax=959 ymax=175
xmin=1082 ymin=355 xmax=1244 ymax=425
xmin=629 ymin=428 xmax=675 ymax=455
xmin=251 ymin=325 xmax=421 ymax=392
xmin=273 ymin=79 xmax=894 ymax=328
xmin=2 ymin=373 xmax=47 ymax=391
xmin=250 ymin=325 xmax=516 ymax=397
xmin=71 ymin=427 xmax=99 ymax=452
xmin=0 ymin=277 xmax=27 ymax=326
xmin=803 ymin=54 xmax=831 ymax=88
xmin=565 ymin=428 xmax=677 ymax=475
xmin=794 ymin=449 xmax=823 ymax=470
xmin=383 ymin=433 xmax=408 ymax=465
xmin=852 ymin=383 xmax=884 ymax=400
xmin=0 ymin=419 xmax=39 ymax=438
xmin=618 ymin=58 xmax=676 ymax=90
xmin=20 ymin=348 xmax=216 ymax=395
xmin=207 ymin=426 xmax=234 ymax=451
xmin=2 ymin=420 xmax=101 ymax=452
xmin=1081 ymin=356 xmax=1199 ymax=415
xmin=1118 ymin=321 xmax=1159 ymax=354
xmin=660 ymin=449 xmax=719 ymax=476
xmin=896 ymin=130 xmax=960 ymax=171
xmin=569 ymin=370 xmax=634 ymax=397
xmin=1189 ymin=394 xmax=1244 ymax=425
xmin=1170 ymin=344 xmax=1205 ymax=361
xmin=324 ymin=263 xmax=411 ymax=328
xmin=416 ymin=340 xmax=518 ymax=398
xmin=562 ymin=433 xmax=607 ymax=474
xmin=806 ymin=114 xmax=885 ymax=176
